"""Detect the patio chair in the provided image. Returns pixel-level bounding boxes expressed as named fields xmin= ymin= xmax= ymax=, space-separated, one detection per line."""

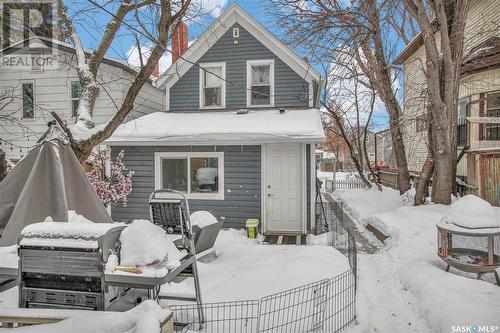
xmin=148 ymin=189 xmax=204 ymax=325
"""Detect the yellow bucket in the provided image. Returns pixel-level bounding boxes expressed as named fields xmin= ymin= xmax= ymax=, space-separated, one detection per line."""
xmin=245 ymin=219 xmax=260 ymax=239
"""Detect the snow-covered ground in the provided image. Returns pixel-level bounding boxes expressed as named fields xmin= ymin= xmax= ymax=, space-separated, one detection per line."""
xmin=162 ymin=229 xmax=349 ymax=302
xmin=0 ymin=229 xmax=349 ymax=316
xmin=334 ymin=187 xmax=500 ymax=333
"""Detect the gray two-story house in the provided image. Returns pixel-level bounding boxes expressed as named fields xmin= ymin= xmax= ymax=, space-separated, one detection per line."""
xmin=105 ymin=4 xmax=325 ymax=234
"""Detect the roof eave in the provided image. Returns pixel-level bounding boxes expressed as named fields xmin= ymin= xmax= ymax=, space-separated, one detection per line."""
xmin=393 ymin=33 xmax=423 ymax=65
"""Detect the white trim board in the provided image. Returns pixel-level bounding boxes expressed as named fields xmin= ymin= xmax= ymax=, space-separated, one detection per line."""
xmin=155 ymin=3 xmax=320 ymax=92
xmin=309 ymin=143 xmax=316 ymax=232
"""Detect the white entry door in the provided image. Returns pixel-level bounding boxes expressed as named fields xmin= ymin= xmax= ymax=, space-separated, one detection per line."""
xmin=264 ymin=143 xmax=303 ymax=233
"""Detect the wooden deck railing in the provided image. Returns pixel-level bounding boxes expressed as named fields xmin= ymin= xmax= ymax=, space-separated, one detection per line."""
xmin=378 ymin=170 xmax=399 ymax=190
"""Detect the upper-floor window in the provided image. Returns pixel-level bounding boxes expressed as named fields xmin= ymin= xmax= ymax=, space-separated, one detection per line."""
xmin=71 ymin=81 xmax=82 ymax=117
xmin=21 ymin=82 xmax=34 ymax=119
xmin=457 ymin=97 xmax=469 ymax=147
xmin=247 ymin=59 xmax=274 ymax=107
xmin=485 ymin=91 xmax=500 ymax=140
xmin=199 ymin=62 xmax=225 ymax=109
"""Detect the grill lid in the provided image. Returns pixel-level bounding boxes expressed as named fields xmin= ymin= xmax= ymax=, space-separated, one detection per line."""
xmin=19 ymin=222 xmax=126 ymax=251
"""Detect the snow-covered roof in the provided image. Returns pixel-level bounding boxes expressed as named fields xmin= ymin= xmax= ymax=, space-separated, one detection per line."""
xmin=105 ymin=109 xmax=325 ymax=145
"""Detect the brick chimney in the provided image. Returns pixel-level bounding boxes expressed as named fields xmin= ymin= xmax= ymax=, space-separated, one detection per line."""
xmin=171 ymin=20 xmax=188 ymax=63
xmin=152 ymin=63 xmax=159 ymax=77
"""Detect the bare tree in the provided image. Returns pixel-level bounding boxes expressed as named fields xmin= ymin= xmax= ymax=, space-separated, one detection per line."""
xmin=322 ymin=103 xmax=372 ymax=188
xmin=52 ymin=0 xmax=192 ymax=162
xmin=272 ymin=0 xmax=415 ymax=194
xmin=403 ymin=0 xmax=471 ymax=204
xmin=320 ymin=52 xmax=384 ymax=189
xmin=0 ymin=89 xmax=15 ymax=181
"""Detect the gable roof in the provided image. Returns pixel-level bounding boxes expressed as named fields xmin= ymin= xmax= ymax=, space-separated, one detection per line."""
xmin=155 ymin=3 xmax=321 ymax=89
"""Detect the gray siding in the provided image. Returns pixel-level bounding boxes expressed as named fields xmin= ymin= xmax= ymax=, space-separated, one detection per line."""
xmin=111 ymin=145 xmax=261 ymax=228
xmin=169 ymin=24 xmax=309 ymax=111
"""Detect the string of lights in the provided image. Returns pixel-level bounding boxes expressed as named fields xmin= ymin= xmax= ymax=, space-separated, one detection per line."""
xmin=0 ymin=137 xmax=35 ymax=152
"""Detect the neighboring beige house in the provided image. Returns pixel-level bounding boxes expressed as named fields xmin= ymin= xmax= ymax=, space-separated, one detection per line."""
xmin=395 ymin=0 xmax=500 ymax=205
xmin=0 ymin=37 xmax=164 ymax=161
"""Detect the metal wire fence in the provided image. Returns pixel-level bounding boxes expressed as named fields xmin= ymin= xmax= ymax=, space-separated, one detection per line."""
xmin=171 ymin=300 xmax=259 ymax=333
xmin=169 ymin=200 xmax=357 ymax=333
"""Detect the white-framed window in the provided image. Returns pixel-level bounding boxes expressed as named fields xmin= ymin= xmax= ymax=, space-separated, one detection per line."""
xmin=485 ymin=90 xmax=500 ymax=140
xmin=21 ymin=81 xmax=35 ymax=119
xmin=233 ymin=27 xmax=239 ymax=38
xmin=70 ymin=80 xmax=82 ymax=117
xmin=199 ymin=62 xmax=225 ymax=109
xmin=154 ymin=152 xmax=224 ymax=200
xmin=247 ymin=59 xmax=274 ymax=107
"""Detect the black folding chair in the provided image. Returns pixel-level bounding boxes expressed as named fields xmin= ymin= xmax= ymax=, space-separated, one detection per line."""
xmin=149 ymin=189 xmax=204 ymax=327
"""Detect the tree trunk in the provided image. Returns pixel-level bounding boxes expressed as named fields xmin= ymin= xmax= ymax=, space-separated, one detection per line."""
xmin=403 ymin=0 xmax=470 ymax=205
xmin=431 ymin=115 xmax=455 ymax=204
xmin=414 ymin=154 xmax=433 ymax=205
xmin=390 ymin=125 xmax=411 ymax=193
xmin=415 ymin=110 xmax=434 ymax=205
xmin=357 ymin=2 xmax=412 ymax=194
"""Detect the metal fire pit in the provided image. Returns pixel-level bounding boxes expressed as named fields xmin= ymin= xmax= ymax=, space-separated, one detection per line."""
xmin=437 ymin=221 xmax=500 ymax=285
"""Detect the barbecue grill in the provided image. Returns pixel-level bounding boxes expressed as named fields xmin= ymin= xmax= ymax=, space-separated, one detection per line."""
xmin=437 ymin=221 xmax=500 ymax=285
xmin=18 ymin=222 xmax=126 ymax=310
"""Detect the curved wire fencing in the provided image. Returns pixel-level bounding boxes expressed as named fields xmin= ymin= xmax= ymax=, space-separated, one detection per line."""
xmin=170 ymin=200 xmax=357 ymax=333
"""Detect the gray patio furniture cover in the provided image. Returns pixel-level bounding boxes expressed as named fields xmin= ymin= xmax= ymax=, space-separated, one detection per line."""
xmin=0 ymin=139 xmax=112 ymax=246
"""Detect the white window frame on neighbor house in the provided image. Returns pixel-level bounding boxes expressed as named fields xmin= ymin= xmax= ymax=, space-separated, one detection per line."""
xmin=154 ymin=152 xmax=225 ymax=200
xmin=69 ymin=80 xmax=82 ymax=118
xmin=247 ymin=59 xmax=274 ymax=107
xmin=199 ymin=62 xmax=226 ymax=109
xmin=20 ymin=80 xmax=35 ymax=120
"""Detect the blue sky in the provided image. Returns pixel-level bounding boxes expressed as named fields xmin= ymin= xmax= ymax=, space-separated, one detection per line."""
xmin=70 ymin=0 xmax=391 ymax=130
xmin=72 ymin=1 xmax=278 ymax=68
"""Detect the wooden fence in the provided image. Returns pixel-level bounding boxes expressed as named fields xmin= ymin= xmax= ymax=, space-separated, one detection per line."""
xmin=378 ymin=170 xmax=399 ymax=190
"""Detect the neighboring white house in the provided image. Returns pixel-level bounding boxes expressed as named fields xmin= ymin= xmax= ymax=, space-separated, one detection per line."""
xmin=0 ymin=37 xmax=164 ymax=161
xmin=395 ymin=0 xmax=500 ymax=205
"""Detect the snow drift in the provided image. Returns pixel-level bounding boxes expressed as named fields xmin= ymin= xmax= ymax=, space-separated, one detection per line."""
xmin=440 ymin=194 xmax=500 ymax=229
xmin=9 ymin=300 xmax=170 ymax=333
xmin=190 ymin=211 xmax=219 ymax=228
xmin=119 ymin=219 xmax=183 ymax=268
